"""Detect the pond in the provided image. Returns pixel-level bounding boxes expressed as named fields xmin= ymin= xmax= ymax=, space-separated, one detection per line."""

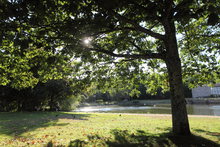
xmin=75 ymin=104 xmax=220 ymax=116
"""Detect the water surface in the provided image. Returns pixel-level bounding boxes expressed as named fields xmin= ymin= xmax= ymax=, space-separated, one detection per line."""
xmin=75 ymin=104 xmax=220 ymax=116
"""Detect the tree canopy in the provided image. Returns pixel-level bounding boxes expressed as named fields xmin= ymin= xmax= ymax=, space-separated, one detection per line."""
xmin=1 ymin=0 xmax=219 ymax=89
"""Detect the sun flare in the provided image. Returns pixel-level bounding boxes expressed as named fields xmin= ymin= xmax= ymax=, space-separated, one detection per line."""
xmin=83 ymin=37 xmax=92 ymax=45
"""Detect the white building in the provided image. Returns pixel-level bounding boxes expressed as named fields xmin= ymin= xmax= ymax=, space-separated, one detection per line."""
xmin=192 ymin=83 xmax=220 ymax=98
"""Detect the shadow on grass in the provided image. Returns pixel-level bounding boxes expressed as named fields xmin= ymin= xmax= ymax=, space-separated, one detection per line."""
xmin=66 ymin=129 xmax=219 ymax=147
xmin=0 ymin=112 xmax=90 ymax=137
xmin=194 ymin=129 xmax=220 ymax=137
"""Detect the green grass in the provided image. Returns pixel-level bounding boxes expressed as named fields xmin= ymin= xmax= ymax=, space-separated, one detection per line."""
xmin=0 ymin=112 xmax=219 ymax=146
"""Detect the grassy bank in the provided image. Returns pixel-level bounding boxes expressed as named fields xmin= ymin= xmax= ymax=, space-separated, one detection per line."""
xmin=186 ymin=98 xmax=220 ymax=104
xmin=0 ymin=112 xmax=219 ymax=146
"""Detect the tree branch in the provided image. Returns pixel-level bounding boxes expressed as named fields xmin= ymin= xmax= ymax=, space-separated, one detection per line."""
xmin=193 ymin=34 xmax=220 ymax=39
xmin=98 ymin=58 xmax=136 ymax=66
xmin=94 ymin=1 xmax=165 ymax=40
xmin=108 ymin=10 xmax=165 ymax=40
xmin=88 ymin=27 xmax=136 ymax=37
xmin=127 ymin=0 xmax=162 ymax=21
xmin=128 ymin=41 xmax=143 ymax=53
xmin=86 ymin=46 xmax=164 ymax=60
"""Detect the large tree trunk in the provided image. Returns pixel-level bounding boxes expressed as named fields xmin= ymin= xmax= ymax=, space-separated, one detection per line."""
xmin=165 ymin=57 xmax=191 ymax=135
xmin=164 ymin=20 xmax=191 ymax=135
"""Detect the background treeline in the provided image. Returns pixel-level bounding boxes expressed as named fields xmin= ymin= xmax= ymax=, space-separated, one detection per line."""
xmin=0 ymin=79 xmax=80 ymax=112
xmin=0 ymin=80 xmax=192 ymax=112
xmin=83 ymin=84 xmax=192 ymax=104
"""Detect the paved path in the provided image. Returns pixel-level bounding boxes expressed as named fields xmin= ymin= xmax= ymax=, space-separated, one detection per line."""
xmin=99 ymin=113 xmax=220 ymax=118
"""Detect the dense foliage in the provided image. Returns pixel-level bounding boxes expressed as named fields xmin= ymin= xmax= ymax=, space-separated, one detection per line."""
xmin=0 ymin=79 xmax=81 ymax=112
xmin=0 ymin=0 xmax=219 ymax=90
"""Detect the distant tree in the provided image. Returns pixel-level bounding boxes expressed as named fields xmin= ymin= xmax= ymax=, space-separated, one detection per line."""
xmin=0 ymin=79 xmax=79 ymax=112
xmin=42 ymin=79 xmax=73 ymax=111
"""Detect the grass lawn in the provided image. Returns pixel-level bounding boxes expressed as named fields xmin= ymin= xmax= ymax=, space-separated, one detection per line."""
xmin=0 ymin=112 xmax=219 ymax=147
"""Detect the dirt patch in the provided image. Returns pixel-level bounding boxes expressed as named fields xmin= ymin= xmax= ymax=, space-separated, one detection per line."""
xmin=95 ymin=113 xmax=220 ymax=118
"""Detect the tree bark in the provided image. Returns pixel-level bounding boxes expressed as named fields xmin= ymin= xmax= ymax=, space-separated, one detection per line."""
xmin=163 ymin=20 xmax=191 ymax=135
xmin=165 ymin=57 xmax=191 ymax=135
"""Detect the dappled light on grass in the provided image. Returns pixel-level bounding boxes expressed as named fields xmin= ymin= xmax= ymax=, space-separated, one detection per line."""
xmin=189 ymin=117 xmax=220 ymax=143
xmin=68 ymin=129 xmax=171 ymax=147
xmin=68 ymin=129 xmax=219 ymax=147
xmin=0 ymin=112 xmax=90 ymax=136
xmin=0 ymin=112 xmax=90 ymax=146
xmin=194 ymin=129 xmax=220 ymax=137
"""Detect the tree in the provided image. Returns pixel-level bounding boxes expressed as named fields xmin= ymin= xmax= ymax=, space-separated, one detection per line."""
xmin=1 ymin=0 xmax=219 ymax=135
xmin=62 ymin=0 xmax=219 ymax=135
xmin=0 ymin=79 xmax=80 ymax=111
